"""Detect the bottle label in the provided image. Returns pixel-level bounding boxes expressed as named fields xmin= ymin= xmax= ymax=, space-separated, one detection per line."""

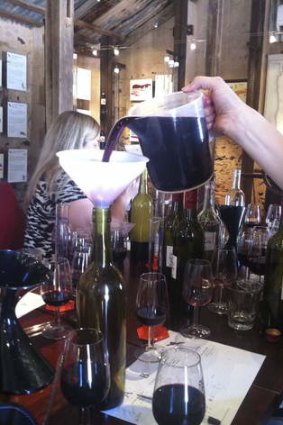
xmin=171 ymin=255 xmax=177 ymax=279
xmin=166 ymin=245 xmax=173 ymax=267
xmin=204 ymin=231 xmax=217 ymax=251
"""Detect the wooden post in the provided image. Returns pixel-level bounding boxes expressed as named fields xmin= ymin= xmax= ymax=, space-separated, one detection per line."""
xmin=174 ymin=0 xmax=188 ymax=90
xmin=100 ymin=36 xmax=114 ymax=137
xmin=45 ymin=0 xmax=74 ymax=129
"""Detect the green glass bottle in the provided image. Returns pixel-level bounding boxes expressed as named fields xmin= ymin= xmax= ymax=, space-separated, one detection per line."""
xmin=77 ymin=207 xmax=126 ymax=409
xmin=262 ymin=199 xmax=283 ymax=332
xmin=130 ymin=169 xmax=153 ymax=261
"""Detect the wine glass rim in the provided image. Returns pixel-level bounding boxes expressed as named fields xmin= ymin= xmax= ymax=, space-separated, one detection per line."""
xmin=67 ymin=328 xmax=103 ymax=345
xmin=140 ymin=272 xmax=166 ymax=281
xmin=161 ymin=347 xmax=201 ymax=367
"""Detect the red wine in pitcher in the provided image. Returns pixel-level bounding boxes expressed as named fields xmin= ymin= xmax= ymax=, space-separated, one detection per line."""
xmin=103 ymin=116 xmax=212 ymax=192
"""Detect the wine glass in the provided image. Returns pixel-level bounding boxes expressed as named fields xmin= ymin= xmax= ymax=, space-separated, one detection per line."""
xmin=60 ymin=328 xmax=110 ymax=424
xmin=152 ymin=346 xmax=206 ymax=425
xmin=182 ymin=259 xmax=213 ymax=338
xmin=266 ymin=204 xmax=281 ymax=235
xmin=40 ymin=257 xmax=73 ymax=340
xmin=135 ymin=272 xmax=169 ymax=363
xmin=245 ymin=203 xmax=261 ymax=227
xmin=247 ymin=226 xmax=270 ymax=281
xmin=208 ymin=247 xmax=238 ymax=315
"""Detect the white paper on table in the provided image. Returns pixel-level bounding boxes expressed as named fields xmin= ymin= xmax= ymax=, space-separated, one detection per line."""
xmin=15 ymin=291 xmax=45 ymax=318
xmin=104 ymin=330 xmax=266 ymax=425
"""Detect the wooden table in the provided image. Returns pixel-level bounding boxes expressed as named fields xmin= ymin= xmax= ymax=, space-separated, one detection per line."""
xmin=9 ymin=257 xmax=283 ymax=425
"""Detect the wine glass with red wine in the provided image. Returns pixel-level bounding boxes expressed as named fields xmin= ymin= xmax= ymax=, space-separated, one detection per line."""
xmin=182 ymin=259 xmax=213 ymax=338
xmin=152 ymin=346 xmax=206 ymax=425
xmin=136 ymin=272 xmax=169 ymax=363
xmin=60 ymin=328 xmax=110 ymax=424
xmin=40 ymin=257 xmax=73 ymax=340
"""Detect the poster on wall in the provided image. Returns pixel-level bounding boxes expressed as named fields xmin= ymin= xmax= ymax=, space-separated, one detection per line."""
xmin=155 ymin=74 xmax=172 ymax=98
xmin=73 ymin=67 xmax=91 ymax=100
xmin=130 ymin=79 xmax=153 ymax=101
xmin=0 ymin=107 xmax=3 ymax=133
xmin=7 ymin=102 xmax=27 ymax=138
xmin=7 ymin=149 xmax=27 ymax=183
xmin=6 ymin=52 xmax=27 ymax=91
xmin=226 ymin=80 xmax=247 ymax=103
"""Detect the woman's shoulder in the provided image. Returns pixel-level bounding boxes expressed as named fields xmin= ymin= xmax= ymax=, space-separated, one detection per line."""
xmin=55 ymin=171 xmax=86 ymax=203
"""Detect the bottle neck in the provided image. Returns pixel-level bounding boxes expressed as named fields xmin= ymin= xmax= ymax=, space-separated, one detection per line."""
xmin=183 ymin=190 xmax=197 ymax=219
xmin=202 ymin=181 xmax=215 ymax=210
xmin=232 ymin=169 xmax=242 ymax=190
xmin=92 ymin=207 xmax=113 ymax=268
xmin=138 ymin=169 xmax=148 ymax=195
xmin=172 ymin=193 xmax=184 ymax=214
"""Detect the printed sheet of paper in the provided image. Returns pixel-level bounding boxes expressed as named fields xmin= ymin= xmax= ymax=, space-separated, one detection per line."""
xmin=6 ymin=52 xmax=27 ymax=91
xmin=7 ymin=148 xmax=27 ymax=182
xmin=104 ymin=331 xmax=265 ymax=425
xmin=15 ymin=292 xmax=45 ymax=318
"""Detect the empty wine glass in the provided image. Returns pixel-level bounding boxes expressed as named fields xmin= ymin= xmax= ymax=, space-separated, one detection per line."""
xmin=60 ymin=328 xmax=110 ymax=424
xmin=136 ymin=272 xmax=169 ymax=362
xmin=152 ymin=346 xmax=206 ymax=425
xmin=182 ymin=259 xmax=213 ymax=338
xmin=266 ymin=204 xmax=281 ymax=235
xmin=40 ymin=257 xmax=73 ymax=340
xmin=245 ymin=203 xmax=261 ymax=227
xmin=209 ymin=247 xmax=238 ymax=315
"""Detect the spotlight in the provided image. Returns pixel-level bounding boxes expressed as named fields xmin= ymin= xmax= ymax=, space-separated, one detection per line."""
xmin=113 ymin=47 xmax=120 ymax=56
xmin=114 ymin=65 xmax=120 ymax=74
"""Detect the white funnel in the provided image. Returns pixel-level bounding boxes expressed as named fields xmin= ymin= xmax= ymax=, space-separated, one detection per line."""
xmin=57 ymin=150 xmax=148 ymax=208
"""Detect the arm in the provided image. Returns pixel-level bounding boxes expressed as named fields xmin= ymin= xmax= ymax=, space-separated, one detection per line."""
xmin=183 ymin=76 xmax=283 ymax=190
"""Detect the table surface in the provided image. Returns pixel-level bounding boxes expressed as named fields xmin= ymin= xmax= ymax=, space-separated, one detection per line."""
xmin=10 ymin=256 xmax=283 ymax=425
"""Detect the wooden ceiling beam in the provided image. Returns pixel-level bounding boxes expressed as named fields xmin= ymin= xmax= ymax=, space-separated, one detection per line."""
xmin=123 ymin=3 xmax=174 ymax=46
xmin=5 ymin=0 xmax=45 ymax=15
xmin=0 ymin=9 xmax=42 ymax=26
xmin=74 ymin=19 xmax=123 ymax=40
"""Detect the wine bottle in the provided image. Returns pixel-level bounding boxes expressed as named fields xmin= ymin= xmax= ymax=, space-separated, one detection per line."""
xmin=162 ymin=192 xmax=183 ymax=282
xmin=225 ymin=168 xmax=245 ymax=207
xmin=171 ymin=190 xmax=204 ymax=320
xmin=198 ymin=180 xmax=222 ymax=262
xmin=130 ymin=169 xmax=153 ymax=261
xmin=77 ymin=207 xmax=126 ymax=409
xmin=262 ymin=198 xmax=283 ymax=333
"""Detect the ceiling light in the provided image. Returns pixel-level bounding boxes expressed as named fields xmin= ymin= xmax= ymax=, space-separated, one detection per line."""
xmin=154 ymin=21 xmax=159 ymax=29
xmin=168 ymin=59 xmax=175 ymax=68
xmin=114 ymin=65 xmax=120 ymax=74
xmin=269 ymin=33 xmax=277 ymax=43
xmin=190 ymin=41 xmax=197 ymax=50
xmin=113 ymin=47 xmax=120 ymax=56
xmin=164 ymin=55 xmax=170 ymax=63
xmin=92 ymin=48 xmax=98 ymax=56
xmin=73 ymin=53 xmax=78 ymax=60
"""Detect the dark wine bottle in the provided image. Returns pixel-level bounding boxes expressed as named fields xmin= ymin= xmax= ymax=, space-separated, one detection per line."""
xmin=262 ymin=198 xmax=283 ymax=333
xmin=198 ymin=179 xmax=222 ymax=262
xmin=77 ymin=208 xmax=126 ymax=409
xmin=162 ymin=193 xmax=183 ymax=303
xmin=171 ymin=190 xmax=204 ymax=320
xmin=130 ymin=169 xmax=153 ymax=261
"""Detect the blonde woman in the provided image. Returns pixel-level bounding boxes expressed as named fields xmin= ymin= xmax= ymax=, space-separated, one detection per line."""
xmin=24 ymin=111 xmax=100 ymax=259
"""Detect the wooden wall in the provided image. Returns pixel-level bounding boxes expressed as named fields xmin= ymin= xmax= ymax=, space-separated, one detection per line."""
xmin=0 ymin=18 xmax=45 ymax=205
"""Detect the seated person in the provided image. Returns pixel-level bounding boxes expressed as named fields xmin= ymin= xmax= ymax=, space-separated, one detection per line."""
xmin=0 ymin=182 xmax=25 ymax=250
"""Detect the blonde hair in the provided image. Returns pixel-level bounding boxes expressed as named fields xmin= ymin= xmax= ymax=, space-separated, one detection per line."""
xmin=25 ymin=111 xmax=100 ymax=207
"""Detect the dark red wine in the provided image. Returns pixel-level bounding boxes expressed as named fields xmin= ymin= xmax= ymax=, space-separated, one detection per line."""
xmin=112 ymin=247 xmax=127 ymax=262
xmin=248 ymin=256 xmax=266 ymax=275
xmin=237 ymin=252 xmax=250 ymax=268
xmin=103 ymin=116 xmax=212 ymax=192
xmin=152 ymin=383 xmax=205 ymax=425
xmin=42 ymin=289 xmax=71 ymax=307
xmin=61 ymin=361 xmax=108 ymax=407
xmin=219 ymin=205 xmax=246 ymax=248
xmin=136 ymin=307 xmax=166 ymax=326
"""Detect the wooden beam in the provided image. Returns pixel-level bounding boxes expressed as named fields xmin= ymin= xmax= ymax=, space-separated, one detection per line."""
xmin=0 ymin=9 xmax=42 ymax=26
xmin=6 ymin=0 xmax=45 ymax=15
xmin=100 ymin=36 xmax=114 ymax=137
xmin=45 ymin=0 xmax=74 ymax=127
xmin=123 ymin=4 xmax=174 ymax=46
xmin=174 ymin=0 xmax=188 ymax=90
xmin=75 ymin=19 xmax=122 ymax=40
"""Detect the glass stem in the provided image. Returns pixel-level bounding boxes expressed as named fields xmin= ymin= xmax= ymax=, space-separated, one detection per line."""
xmin=79 ymin=407 xmax=91 ymax=425
xmin=54 ymin=306 xmax=61 ymax=327
xmin=147 ymin=326 xmax=154 ymax=350
xmin=192 ymin=306 xmax=200 ymax=327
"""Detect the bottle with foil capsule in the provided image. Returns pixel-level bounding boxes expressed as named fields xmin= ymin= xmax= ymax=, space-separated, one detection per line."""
xmin=198 ymin=180 xmax=222 ymax=262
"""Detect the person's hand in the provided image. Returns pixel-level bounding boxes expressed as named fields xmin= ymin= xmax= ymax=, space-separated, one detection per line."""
xmin=182 ymin=76 xmax=248 ymax=139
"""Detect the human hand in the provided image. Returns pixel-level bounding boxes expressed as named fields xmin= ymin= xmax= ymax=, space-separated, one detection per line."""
xmin=182 ymin=76 xmax=248 ymax=139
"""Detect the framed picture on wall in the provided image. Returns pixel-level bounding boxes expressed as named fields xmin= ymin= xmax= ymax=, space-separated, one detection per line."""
xmin=226 ymin=80 xmax=247 ymax=103
xmin=130 ymin=79 xmax=153 ymax=101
